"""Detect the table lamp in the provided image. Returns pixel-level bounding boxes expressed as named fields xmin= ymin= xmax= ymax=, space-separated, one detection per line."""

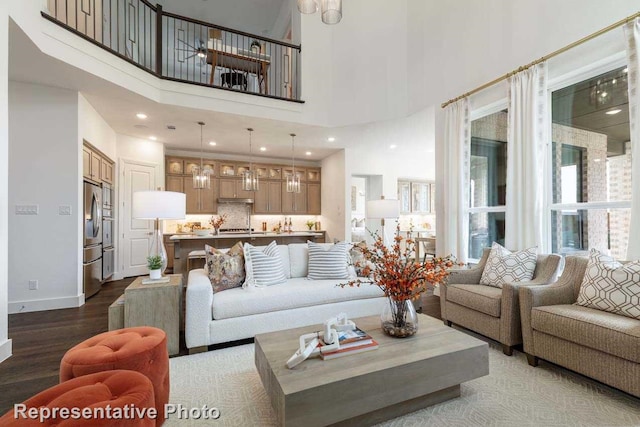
xmin=132 ymin=190 xmax=186 ymax=274
xmin=366 ymin=197 xmax=400 ymax=247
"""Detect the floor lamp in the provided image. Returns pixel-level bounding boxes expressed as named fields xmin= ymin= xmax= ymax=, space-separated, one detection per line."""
xmin=132 ymin=190 xmax=186 ymax=274
xmin=366 ymin=198 xmax=400 ymax=248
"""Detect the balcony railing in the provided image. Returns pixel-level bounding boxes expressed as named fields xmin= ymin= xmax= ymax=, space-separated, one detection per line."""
xmin=43 ymin=0 xmax=303 ymax=102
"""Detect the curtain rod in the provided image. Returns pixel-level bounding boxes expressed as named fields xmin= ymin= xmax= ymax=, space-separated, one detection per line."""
xmin=441 ymin=11 xmax=640 ymax=109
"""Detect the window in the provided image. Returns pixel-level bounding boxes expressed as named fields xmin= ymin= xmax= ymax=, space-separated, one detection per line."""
xmin=468 ymin=110 xmax=508 ymax=260
xmin=550 ymin=66 xmax=631 ymax=259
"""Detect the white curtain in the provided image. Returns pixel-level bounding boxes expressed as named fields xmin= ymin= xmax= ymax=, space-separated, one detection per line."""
xmin=442 ymin=98 xmax=470 ymax=262
xmin=625 ymin=19 xmax=640 ymax=260
xmin=505 ymin=63 xmax=548 ymax=250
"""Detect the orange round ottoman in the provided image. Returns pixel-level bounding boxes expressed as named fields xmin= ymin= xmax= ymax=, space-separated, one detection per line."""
xmin=0 ymin=370 xmax=156 ymax=426
xmin=60 ymin=327 xmax=169 ymax=425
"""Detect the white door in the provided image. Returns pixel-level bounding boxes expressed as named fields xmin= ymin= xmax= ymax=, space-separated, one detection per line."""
xmin=120 ymin=160 xmax=157 ymax=277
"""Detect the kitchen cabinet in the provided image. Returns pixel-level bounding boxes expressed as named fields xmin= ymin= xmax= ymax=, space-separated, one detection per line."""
xmin=165 ymin=155 xmax=321 ymax=214
xmin=90 ymin=152 xmax=101 ymax=181
xmin=184 ymin=177 xmax=217 ymax=214
xmin=83 ymin=147 xmax=91 ymax=179
xmin=307 ymin=183 xmax=321 ymax=215
xmin=254 ymin=181 xmax=282 ymax=214
xmin=282 ymin=182 xmax=307 ymax=214
xmin=164 ymin=235 xmax=175 ymax=272
xmin=398 ymin=181 xmax=411 ymax=214
xmin=219 ymin=178 xmax=254 ymax=199
xmin=101 ymin=158 xmax=114 ymax=184
xmin=166 ymin=158 xmax=184 ymax=175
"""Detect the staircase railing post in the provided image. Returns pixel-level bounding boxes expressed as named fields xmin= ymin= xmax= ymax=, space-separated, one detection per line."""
xmin=155 ymin=4 xmax=163 ymax=76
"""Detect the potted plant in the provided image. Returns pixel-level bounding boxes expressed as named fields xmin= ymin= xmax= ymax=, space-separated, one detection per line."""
xmin=306 ymin=220 xmax=315 ymax=231
xmin=147 ymin=255 xmax=163 ymax=280
xmin=250 ymin=39 xmax=261 ymax=54
xmin=341 ymin=224 xmax=456 ymax=337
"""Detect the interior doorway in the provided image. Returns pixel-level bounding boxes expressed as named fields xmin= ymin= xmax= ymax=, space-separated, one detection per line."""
xmin=350 ymin=175 xmax=382 ymax=243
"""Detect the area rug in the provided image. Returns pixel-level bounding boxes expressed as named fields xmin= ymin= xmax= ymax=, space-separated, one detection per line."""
xmin=167 ymin=343 xmax=640 ymax=426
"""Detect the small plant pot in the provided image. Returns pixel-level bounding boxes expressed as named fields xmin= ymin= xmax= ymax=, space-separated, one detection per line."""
xmin=149 ymin=269 xmax=162 ymax=280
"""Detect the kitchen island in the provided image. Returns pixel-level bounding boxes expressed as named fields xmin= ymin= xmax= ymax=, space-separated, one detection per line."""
xmin=170 ymin=231 xmax=326 ymax=276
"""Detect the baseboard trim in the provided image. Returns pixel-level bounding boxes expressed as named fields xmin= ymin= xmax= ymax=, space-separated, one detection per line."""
xmin=9 ymin=294 xmax=84 ymax=314
xmin=0 ymin=339 xmax=13 ymax=363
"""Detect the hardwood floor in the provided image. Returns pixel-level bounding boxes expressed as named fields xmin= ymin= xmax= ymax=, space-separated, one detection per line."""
xmin=0 ymin=281 xmax=442 ymax=416
xmin=0 ymin=278 xmax=134 ymax=415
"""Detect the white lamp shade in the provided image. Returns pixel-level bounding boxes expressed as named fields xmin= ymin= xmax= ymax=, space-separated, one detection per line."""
xmin=132 ymin=191 xmax=186 ymax=219
xmin=367 ymin=199 xmax=400 ymax=219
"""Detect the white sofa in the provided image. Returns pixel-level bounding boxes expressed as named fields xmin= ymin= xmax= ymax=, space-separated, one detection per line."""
xmin=185 ymin=243 xmax=386 ymax=351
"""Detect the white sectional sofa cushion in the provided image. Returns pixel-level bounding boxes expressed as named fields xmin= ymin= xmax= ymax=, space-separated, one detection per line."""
xmin=212 ymin=278 xmax=384 ymax=320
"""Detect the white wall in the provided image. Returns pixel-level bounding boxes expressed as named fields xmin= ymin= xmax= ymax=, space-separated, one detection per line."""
xmin=8 ymin=82 xmax=81 ymax=313
xmin=78 ymin=94 xmax=117 ymax=159
xmin=0 ymin=0 xmax=12 ymax=362
xmin=320 ymin=150 xmax=346 ymax=242
xmin=116 ymin=134 xmax=165 ymax=188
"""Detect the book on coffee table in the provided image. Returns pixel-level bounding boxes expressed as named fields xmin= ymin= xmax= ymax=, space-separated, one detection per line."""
xmin=338 ymin=327 xmax=372 ymax=344
xmin=321 ymin=340 xmax=379 ymax=360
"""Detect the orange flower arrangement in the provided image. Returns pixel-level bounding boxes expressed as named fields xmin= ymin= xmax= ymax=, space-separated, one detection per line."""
xmin=342 ymin=224 xmax=455 ymax=301
xmin=209 ymin=214 xmax=228 ymax=230
xmin=342 ymin=224 xmax=456 ymax=335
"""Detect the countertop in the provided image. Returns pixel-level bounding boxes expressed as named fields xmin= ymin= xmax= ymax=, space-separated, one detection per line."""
xmin=169 ymin=231 xmax=324 ymax=240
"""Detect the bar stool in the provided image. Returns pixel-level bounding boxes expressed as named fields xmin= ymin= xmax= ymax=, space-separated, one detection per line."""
xmin=187 ymin=250 xmax=206 ymax=271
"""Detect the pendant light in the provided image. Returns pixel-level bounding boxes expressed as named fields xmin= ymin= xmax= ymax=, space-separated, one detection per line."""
xmin=297 ymin=0 xmax=318 ymax=14
xmin=193 ymin=121 xmax=211 ymax=189
xmin=242 ymin=128 xmax=259 ymax=191
xmin=286 ymin=133 xmax=301 ymax=193
xmin=321 ymin=0 xmax=342 ymax=24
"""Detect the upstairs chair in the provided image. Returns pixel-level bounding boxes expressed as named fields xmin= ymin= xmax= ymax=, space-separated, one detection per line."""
xmin=519 ymin=255 xmax=640 ymax=397
xmin=440 ymin=246 xmax=563 ymax=355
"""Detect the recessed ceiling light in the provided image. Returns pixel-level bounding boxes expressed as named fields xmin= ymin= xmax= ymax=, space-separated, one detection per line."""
xmin=305 ymin=151 xmax=312 ymax=156
xmin=623 ymin=67 xmax=629 ymax=73
xmin=389 ymin=144 xmax=397 ymax=149
xmin=136 ymin=113 xmax=147 ymax=119
xmin=594 ymin=158 xmax=602 ymax=163
xmin=605 ymin=109 xmax=622 ymax=115
xmin=209 ymin=141 xmax=217 ymax=146
xmin=260 ymin=147 xmax=267 ymax=152
xmin=327 ymin=137 xmax=336 ymax=142
xmin=149 ymin=136 xmax=157 ymax=141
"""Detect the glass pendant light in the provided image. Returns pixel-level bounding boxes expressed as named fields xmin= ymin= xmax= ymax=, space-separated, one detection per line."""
xmin=286 ymin=133 xmax=301 ymax=193
xmin=321 ymin=0 xmax=342 ymax=24
xmin=192 ymin=121 xmax=211 ymax=189
xmin=242 ymin=128 xmax=259 ymax=191
xmin=297 ymin=0 xmax=318 ymax=14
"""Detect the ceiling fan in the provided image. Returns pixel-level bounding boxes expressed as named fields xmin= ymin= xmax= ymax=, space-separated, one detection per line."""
xmin=175 ymin=36 xmax=207 ymax=66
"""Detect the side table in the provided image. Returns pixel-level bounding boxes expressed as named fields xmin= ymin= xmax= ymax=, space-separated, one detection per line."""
xmin=124 ymin=274 xmax=183 ymax=356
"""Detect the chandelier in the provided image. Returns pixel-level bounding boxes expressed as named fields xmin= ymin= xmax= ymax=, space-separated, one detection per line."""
xmin=193 ymin=121 xmax=211 ymax=189
xmin=297 ymin=0 xmax=342 ymax=25
xmin=242 ymin=128 xmax=259 ymax=191
xmin=286 ymin=133 xmax=301 ymax=193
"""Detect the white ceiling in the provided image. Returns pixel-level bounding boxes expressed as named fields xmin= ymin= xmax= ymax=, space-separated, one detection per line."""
xmin=9 ymin=19 xmax=342 ymax=161
xmin=155 ymin=0 xmax=288 ymax=38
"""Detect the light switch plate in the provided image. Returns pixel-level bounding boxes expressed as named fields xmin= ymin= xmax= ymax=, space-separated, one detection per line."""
xmin=15 ymin=205 xmax=39 ymax=215
xmin=59 ymin=205 xmax=72 ymax=215
xmin=28 ymin=280 xmax=38 ymax=290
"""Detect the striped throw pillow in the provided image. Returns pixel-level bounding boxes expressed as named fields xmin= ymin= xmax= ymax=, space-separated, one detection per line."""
xmin=308 ymin=241 xmax=350 ymax=280
xmin=243 ymin=241 xmax=287 ymax=288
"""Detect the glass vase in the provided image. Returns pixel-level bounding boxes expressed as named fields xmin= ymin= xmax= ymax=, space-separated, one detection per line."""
xmin=381 ymin=298 xmax=418 ymax=338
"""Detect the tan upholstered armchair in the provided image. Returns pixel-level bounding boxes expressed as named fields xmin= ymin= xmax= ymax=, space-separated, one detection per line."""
xmin=440 ymin=248 xmax=563 ymax=356
xmin=519 ymin=256 xmax=640 ymax=397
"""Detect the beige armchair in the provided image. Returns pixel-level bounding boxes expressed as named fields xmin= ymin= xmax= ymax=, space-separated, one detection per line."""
xmin=519 ymin=256 xmax=640 ymax=397
xmin=440 ymin=248 xmax=563 ymax=356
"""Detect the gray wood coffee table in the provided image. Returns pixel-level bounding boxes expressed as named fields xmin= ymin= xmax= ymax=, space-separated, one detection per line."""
xmin=255 ymin=314 xmax=488 ymax=427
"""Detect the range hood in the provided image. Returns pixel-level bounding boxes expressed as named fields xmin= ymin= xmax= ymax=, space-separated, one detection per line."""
xmin=217 ymin=198 xmax=254 ymax=204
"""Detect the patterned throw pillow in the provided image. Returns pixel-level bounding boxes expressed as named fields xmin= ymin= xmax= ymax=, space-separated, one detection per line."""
xmin=243 ymin=241 xmax=287 ymax=288
xmin=575 ymin=249 xmax=640 ymax=320
xmin=204 ymin=242 xmax=245 ymax=292
xmin=479 ymin=242 xmax=537 ymax=288
xmin=308 ymin=241 xmax=350 ymax=280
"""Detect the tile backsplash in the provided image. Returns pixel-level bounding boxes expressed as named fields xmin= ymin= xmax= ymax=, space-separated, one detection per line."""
xmin=163 ymin=211 xmax=322 ymax=233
